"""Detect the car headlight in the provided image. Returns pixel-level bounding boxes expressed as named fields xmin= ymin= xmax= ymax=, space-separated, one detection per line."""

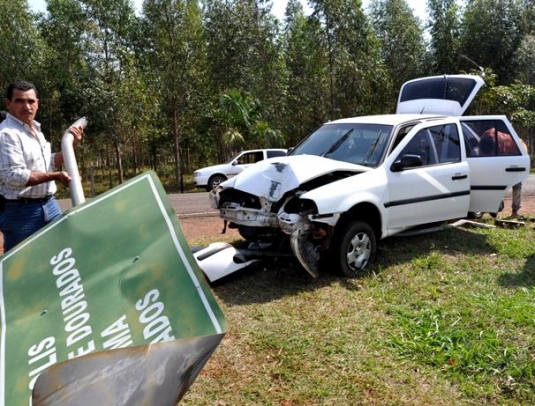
xmin=194 ymin=171 xmax=201 ymax=176
xmin=283 ymin=197 xmax=318 ymax=215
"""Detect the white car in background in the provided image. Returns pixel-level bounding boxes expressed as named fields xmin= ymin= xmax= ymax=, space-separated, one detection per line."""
xmin=209 ymin=74 xmax=530 ymax=278
xmin=193 ymin=148 xmax=287 ymax=191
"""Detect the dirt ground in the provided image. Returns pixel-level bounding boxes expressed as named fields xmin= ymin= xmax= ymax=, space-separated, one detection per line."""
xmin=0 ymin=196 xmax=533 ymax=254
xmin=178 ymin=215 xmax=240 ymax=242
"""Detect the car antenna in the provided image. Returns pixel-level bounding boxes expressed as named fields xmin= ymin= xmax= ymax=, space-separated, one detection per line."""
xmin=460 ymin=54 xmax=485 ymax=77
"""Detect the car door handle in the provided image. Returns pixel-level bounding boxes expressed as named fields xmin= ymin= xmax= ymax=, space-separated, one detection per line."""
xmin=505 ymin=167 xmax=527 ymax=172
xmin=452 ymin=174 xmax=468 ymax=180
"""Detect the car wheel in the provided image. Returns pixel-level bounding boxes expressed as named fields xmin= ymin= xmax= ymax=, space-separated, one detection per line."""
xmin=208 ymin=175 xmax=226 ymax=191
xmin=331 ymin=220 xmax=376 ymax=277
xmin=467 ymin=211 xmax=483 ymax=219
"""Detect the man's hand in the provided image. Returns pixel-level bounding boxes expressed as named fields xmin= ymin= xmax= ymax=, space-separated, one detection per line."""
xmin=69 ymin=125 xmax=84 ymax=148
xmin=26 ymin=171 xmax=72 ymax=187
xmin=56 ymin=171 xmax=72 ymax=187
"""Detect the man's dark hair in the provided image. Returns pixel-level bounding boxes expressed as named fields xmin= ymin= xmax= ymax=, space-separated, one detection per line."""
xmin=479 ymin=135 xmax=495 ymax=155
xmin=6 ymin=81 xmax=37 ymax=100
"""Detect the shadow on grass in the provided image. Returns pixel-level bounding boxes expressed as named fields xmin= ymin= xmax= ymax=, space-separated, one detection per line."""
xmin=377 ymin=226 xmax=495 ymax=268
xmin=210 ymin=256 xmax=348 ymax=306
xmin=498 ymin=254 xmax=535 ymax=288
xmin=211 ymin=225 xmax=495 ymax=306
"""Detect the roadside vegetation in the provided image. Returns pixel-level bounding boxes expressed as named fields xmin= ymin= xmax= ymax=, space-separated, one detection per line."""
xmin=183 ymin=218 xmax=535 ymax=405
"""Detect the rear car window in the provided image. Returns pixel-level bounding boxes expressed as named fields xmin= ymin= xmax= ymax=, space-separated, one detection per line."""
xmin=267 ymin=150 xmax=287 ymax=158
xmin=400 ymin=77 xmax=479 ymax=106
xmin=462 ymin=120 xmax=521 ymax=157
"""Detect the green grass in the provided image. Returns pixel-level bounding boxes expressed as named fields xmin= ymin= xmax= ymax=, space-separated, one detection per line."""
xmin=183 ymin=220 xmax=535 ymax=405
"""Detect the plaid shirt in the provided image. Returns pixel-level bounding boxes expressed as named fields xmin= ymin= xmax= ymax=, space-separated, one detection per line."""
xmin=0 ymin=113 xmax=57 ymax=199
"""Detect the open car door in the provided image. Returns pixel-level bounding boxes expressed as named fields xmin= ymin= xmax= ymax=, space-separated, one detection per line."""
xmin=397 ymin=74 xmax=530 ymax=215
xmin=461 ymin=117 xmax=530 ymax=214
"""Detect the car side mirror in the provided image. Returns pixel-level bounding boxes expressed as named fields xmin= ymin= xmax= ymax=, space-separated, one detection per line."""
xmin=231 ymin=160 xmax=238 ymax=166
xmin=391 ymin=154 xmax=423 ymax=172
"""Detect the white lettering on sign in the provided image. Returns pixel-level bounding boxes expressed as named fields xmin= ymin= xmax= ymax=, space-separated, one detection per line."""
xmin=27 ymin=337 xmax=56 ymax=390
xmin=101 ymin=315 xmax=133 ymax=349
xmin=135 ymin=289 xmax=175 ymax=343
xmin=50 ymin=248 xmax=95 ymax=359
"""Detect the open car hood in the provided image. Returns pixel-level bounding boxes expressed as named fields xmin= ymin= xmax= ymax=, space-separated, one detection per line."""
xmin=396 ymin=74 xmax=485 ymax=116
xmin=221 ymin=155 xmax=367 ymax=201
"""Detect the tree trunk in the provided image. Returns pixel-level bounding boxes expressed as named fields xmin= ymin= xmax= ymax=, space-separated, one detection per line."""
xmin=114 ymin=137 xmax=124 ymax=184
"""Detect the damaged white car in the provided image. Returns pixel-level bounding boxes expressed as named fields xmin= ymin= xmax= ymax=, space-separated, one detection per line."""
xmin=208 ymin=75 xmax=530 ymax=278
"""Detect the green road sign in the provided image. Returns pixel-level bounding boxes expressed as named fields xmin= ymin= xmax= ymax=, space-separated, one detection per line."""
xmin=0 ymin=171 xmax=226 ymax=405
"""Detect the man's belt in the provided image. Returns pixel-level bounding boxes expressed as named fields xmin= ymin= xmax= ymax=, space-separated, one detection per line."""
xmin=10 ymin=195 xmax=54 ymax=204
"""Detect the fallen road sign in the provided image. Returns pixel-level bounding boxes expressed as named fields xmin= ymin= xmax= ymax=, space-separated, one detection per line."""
xmin=0 ymin=171 xmax=226 ymax=405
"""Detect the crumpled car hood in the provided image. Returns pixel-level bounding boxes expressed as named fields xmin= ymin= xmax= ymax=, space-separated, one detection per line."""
xmin=220 ymin=155 xmax=368 ymax=202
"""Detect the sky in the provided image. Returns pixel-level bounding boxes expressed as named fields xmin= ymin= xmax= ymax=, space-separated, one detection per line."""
xmin=28 ymin=0 xmax=429 ymax=22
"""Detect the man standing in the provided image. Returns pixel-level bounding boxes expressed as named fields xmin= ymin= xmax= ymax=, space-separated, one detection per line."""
xmin=512 ymin=138 xmax=528 ymax=218
xmin=480 ymin=127 xmax=529 ymax=218
xmin=0 ymin=81 xmax=84 ymax=252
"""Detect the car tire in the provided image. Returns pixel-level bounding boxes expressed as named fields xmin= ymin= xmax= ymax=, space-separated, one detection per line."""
xmin=331 ymin=220 xmax=376 ymax=277
xmin=207 ymin=175 xmax=227 ymax=191
xmin=467 ymin=211 xmax=483 ymax=219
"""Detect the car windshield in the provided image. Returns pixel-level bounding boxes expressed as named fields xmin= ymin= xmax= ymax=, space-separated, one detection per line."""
xmin=289 ymin=123 xmax=394 ymax=167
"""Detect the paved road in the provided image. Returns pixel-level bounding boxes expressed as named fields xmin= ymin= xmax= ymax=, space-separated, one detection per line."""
xmin=167 ymin=192 xmax=216 ymax=217
xmin=59 ymin=191 xmax=217 ymax=217
xmin=59 ymin=174 xmax=535 ymax=216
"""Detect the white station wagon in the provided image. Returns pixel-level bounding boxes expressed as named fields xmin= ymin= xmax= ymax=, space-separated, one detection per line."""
xmin=193 ymin=148 xmax=287 ymax=191
xmin=209 ymin=75 xmax=530 ymax=278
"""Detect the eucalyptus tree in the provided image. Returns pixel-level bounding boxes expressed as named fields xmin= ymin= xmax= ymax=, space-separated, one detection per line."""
xmin=203 ymin=0 xmax=286 ymax=158
xmin=307 ymin=0 xmax=385 ymax=120
xmin=0 ymin=0 xmax=40 ymax=88
xmin=68 ymin=0 xmax=144 ymax=185
xmin=459 ymin=0 xmax=524 ymax=84
xmin=369 ymin=0 xmax=427 ymax=105
xmin=203 ymin=0 xmax=246 ymax=94
xmin=142 ymin=0 xmax=208 ymax=190
xmin=427 ymin=0 xmax=461 ymax=74
xmin=203 ymin=0 xmax=281 ymax=91
xmin=522 ymin=0 xmax=535 ymax=34
xmin=281 ymin=0 xmax=324 ymax=145
xmin=36 ymin=0 xmax=92 ymax=150
xmin=232 ymin=0 xmax=287 ymax=120
xmin=513 ymin=34 xmax=535 ymax=85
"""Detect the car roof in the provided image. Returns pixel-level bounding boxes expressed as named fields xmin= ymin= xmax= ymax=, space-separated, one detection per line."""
xmin=327 ymin=114 xmax=446 ymax=126
xmin=241 ymin=148 xmax=287 ymax=152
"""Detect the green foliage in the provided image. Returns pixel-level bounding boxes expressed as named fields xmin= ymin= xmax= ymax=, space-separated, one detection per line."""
xmin=4 ymin=0 xmax=534 ymax=192
xmin=282 ymin=0 xmax=330 ymax=144
xmin=308 ymin=0 xmax=386 ymax=119
xmin=460 ymin=0 xmax=525 ymax=84
xmin=370 ymin=0 xmax=427 ymax=95
xmin=428 ymin=0 xmax=462 ymax=74
xmin=0 ymin=0 xmax=41 ymax=84
xmin=513 ymin=34 xmax=535 ymax=86
xmin=201 ymin=89 xmax=285 ymax=160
